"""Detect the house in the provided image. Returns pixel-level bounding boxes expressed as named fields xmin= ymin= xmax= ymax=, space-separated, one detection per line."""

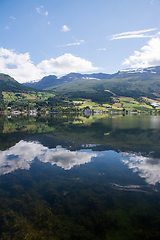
xmin=151 ymin=102 xmax=159 ymax=107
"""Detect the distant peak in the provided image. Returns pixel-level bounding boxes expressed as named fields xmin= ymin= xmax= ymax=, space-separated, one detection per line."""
xmin=119 ymin=66 xmax=160 ymax=75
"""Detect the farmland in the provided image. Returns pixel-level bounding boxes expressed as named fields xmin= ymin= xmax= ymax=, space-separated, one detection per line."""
xmin=2 ymin=91 xmax=55 ymax=103
xmin=1 ymin=89 xmax=160 ymax=115
xmin=73 ymin=97 xmax=160 ymax=112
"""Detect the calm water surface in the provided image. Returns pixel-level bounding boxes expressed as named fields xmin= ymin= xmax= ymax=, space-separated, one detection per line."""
xmin=0 ymin=114 xmax=160 ymax=239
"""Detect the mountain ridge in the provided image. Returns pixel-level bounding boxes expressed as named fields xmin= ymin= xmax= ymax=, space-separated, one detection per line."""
xmin=44 ymin=66 xmax=160 ymax=101
xmin=0 ymin=66 xmax=160 ymax=103
xmin=23 ymin=66 xmax=160 ymax=90
xmin=0 ymin=73 xmax=35 ymax=92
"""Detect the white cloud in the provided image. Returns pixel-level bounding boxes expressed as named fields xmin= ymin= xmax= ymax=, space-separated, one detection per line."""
xmin=122 ymin=32 xmax=160 ymax=68
xmin=0 ymin=47 xmax=98 ymax=83
xmin=0 ymin=47 xmax=43 ymax=82
xmin=57 ymin=40 xmax=85 ymax=47
xmin=120 ymin=151 xmax=160 ymax=185
xmin=37 ymin=53 xmax=98 ymax=76
xmin=150 ymin=0 xmax=154 ymax=4
xmin=36 ymin=6 xmax=48 ymax=16
xmin=39 ymin=145 xmax=97 ymax=170
xmin=36 ymin=7 xmax=41 ymax=13
xmin=9 ymin=16 xmax=16 ymax=20
xmin=4 ymin=25 xmax=10 ymax=30
xmin=61 ymin=25 xmax=70 ymax=32
xmin=48 ymin=21 xmax=51 ymax=25
xmin=0 ymin=140 xmax=98 ymax=175
xmin=98 ymin=48 xmax=107 ymax=51
xmin=109 ymin=28 xmax=157 ymax=40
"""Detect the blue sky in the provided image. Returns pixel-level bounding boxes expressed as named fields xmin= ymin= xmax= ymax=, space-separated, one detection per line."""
xmin=0 ymin=0 xmax=160 ymax=83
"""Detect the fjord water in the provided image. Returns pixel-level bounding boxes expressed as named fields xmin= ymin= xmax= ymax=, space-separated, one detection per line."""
xmin=0 ymin=114 xmax=160 ymax=239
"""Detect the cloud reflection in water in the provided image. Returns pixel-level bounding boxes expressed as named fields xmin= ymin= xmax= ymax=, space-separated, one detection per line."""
xmin=0 ymin=140 xmax=98 ymax=175
xmin=120 ymin=152 xmax=160 ymax=185
xmin=1 ymin=140 xmax=160 ymax=185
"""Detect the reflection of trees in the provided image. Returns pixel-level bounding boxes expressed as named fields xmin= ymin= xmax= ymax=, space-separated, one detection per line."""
xmin=0 ymin=115 xmax=160 ymax=158
xmin=109 ymin=128 xmax=160 ymax=157
xmin=51 ymin=121 xmax=160 ymax=157
xmin=0 ymin=115 xmax=5 ymax=133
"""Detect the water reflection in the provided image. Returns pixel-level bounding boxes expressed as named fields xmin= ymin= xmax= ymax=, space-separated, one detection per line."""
xmin=120 ymin=152 xmax=160 ymax=185
xmin=0 ymin=140 xmax=97 ymax=175
xmin=1 ymin=114 xmax=160 ymax=239
xmin=1 ymin=138 xmax=160 ymax=186
xmin=150 ymin=116 xmax=160 ymax=129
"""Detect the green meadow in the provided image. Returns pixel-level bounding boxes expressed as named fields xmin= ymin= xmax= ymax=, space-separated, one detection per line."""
xmin=2 ymin=91 xmax=55 ymax=103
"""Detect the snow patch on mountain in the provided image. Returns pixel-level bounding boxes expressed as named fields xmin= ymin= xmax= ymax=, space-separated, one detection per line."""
xmin=120 ymin=66 xmax=157 ymax=74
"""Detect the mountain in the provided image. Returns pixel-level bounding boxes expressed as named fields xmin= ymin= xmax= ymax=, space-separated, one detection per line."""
xmin=1 ymin=66 xmax=160 ymax=104
xmin=46 ymin=66 xmax=160 ymax=102
xmin=23 ymin=66 xmax=160 ymax=91
xmin=23 ymin=72 xmax=115 ymax=90
xmin=119 ymin=66 xmax=160 ymax=75
xmin=24 ymin=75 xmax=58 ymax=90
xmin=0 ymin=73 xmax=35 ymax=92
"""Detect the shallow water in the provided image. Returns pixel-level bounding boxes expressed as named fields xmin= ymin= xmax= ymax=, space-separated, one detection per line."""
xmin=0 ymin=114 xmax=160 ymax=239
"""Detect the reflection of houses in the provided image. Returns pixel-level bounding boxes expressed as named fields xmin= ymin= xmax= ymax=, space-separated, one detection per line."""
xmin=12 ymin=109 xmax=21 ymax=115
xmin=12 ymin=110 xmax=20 ymax=115
xmin=94 ymin=109 xmax=102 ymax=115
xmin=29 ymin=109 xmax=37 ymax=116
xmin=84 ymin=109 xmax=92 ymax=117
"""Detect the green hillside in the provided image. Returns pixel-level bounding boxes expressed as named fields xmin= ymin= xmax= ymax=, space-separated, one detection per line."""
xmin=47 ymin=74 xmax=160 ymax=102
xmin=0 ymin=74 xmax=35 ymax=92
xmin=22 ymin=66 xmax=160 ymax=103
xmin=1 ymin=68 xmax=160 ymax=107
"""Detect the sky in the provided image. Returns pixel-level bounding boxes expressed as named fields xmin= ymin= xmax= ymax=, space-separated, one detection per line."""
xmin=0 ymin=0 xmax=160 ymax=83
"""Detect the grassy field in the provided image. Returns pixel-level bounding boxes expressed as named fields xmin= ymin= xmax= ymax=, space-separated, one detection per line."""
xmin=2 ymin=90 xmax=160 ymax=113
xmin=2 ymin=91 xmax=55 ymax=103
xmin=73 ymin=100 xmax=100 ymax=109
xmin=112 ymin=96 xmax=155 ymax=111
xmin=72 ymin=97 xmax=158 ymax=112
